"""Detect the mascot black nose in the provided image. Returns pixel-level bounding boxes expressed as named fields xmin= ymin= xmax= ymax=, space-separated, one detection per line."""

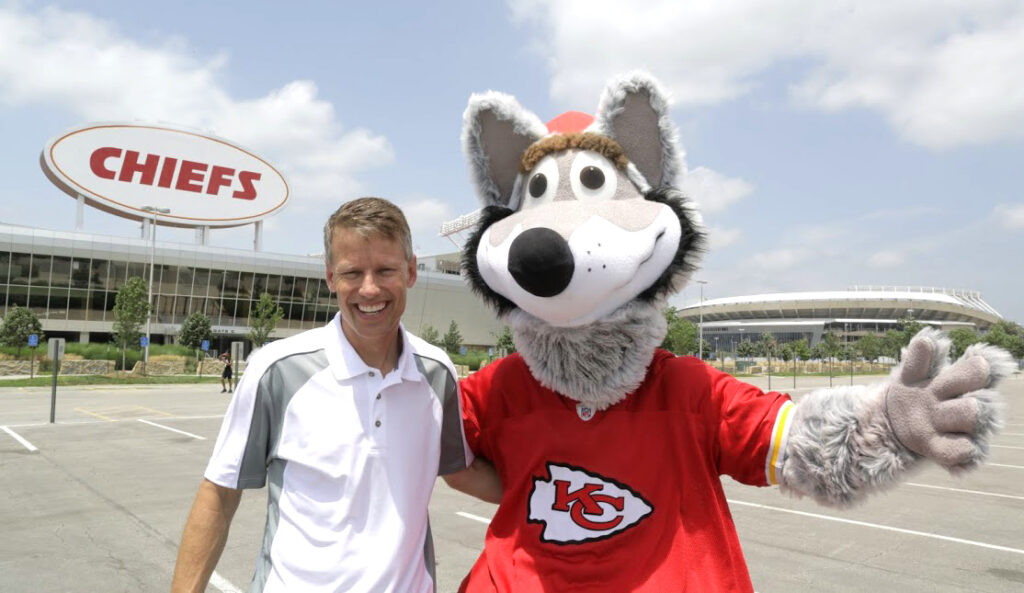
xmin=508 ymin=228 xmax=575 ymax=297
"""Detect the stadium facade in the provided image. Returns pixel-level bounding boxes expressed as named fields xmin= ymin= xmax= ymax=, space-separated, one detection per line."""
xmin=678 ymin=287 xmax=1003 ymax=356
xmin=0 ymin=222 xmax=504 ymax=353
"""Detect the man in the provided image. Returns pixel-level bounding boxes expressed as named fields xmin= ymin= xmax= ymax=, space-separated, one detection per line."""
xmin=171 ymin=197 xmax=501 ymax=593
xmin=218 ymin=353 xmax=232 ymax=393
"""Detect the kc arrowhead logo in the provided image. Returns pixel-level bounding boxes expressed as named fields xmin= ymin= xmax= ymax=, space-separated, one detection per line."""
xmin=528 ymin=462 xmax=654 ymax=544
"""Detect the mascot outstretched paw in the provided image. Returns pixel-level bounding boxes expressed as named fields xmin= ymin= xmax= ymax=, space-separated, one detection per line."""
xmin=885 ymin=328 xmax=1011 ymax=472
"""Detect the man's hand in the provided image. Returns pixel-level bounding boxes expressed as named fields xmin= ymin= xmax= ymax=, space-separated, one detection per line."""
xmin=885 ymin=328 xmax=1012 ymax=472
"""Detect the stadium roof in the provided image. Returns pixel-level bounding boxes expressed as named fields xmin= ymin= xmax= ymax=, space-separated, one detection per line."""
xmin=678 ymin=286 xmax=1001 ymax=329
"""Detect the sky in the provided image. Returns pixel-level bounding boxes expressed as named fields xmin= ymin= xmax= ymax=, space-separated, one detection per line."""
xmin=1 ymin=0 xmax=1022 ymax=321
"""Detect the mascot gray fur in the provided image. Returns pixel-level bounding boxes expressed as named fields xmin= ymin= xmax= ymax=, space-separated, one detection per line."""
xmin=454 ymin=72 xmax=1013 ymax=593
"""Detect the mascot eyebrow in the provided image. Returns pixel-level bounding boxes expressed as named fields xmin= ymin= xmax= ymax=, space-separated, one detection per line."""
xmin=520 ymin=132 xmax=629 ymax=173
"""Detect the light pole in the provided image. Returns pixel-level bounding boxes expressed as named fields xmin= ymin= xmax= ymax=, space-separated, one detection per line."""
xmin=696 ymin=280 xmax=708 ymax=360
xmin=142 ymin=206 xmax=170 ymax=374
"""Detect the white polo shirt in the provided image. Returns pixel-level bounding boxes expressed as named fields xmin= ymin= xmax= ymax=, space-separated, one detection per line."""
xmin=205 ymin=313 xmax=473 ymax=593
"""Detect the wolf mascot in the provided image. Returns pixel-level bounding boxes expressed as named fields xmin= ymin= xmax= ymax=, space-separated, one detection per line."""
xmin=454 ymin=72 xmax=1012 ymax=592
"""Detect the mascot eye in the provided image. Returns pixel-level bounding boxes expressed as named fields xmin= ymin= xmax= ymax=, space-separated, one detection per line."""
xmin=522 ymin=155 xmax=559 ymax=208
xmin=580 ymin=166 xmax=604 ymax=190
xmin=529 ymin=174 xmax=547 ymax=197
xmin=569 ymin=151 xmax=617 ymax=201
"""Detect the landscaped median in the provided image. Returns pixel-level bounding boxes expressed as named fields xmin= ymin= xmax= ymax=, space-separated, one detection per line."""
xmin=0 ymin=342 xmax=245 ymax=385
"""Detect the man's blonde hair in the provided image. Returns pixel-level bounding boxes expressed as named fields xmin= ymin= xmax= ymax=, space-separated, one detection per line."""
xmin=323 ymin=197 xmax=414 ymax=267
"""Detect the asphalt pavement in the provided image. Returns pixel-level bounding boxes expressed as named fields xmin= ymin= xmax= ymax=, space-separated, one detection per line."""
xmin=1 ymin=374 xmax=1021 ymax=592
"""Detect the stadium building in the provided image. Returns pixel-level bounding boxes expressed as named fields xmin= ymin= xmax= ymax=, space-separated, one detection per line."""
xmin=0 ymin=122 xmax=503 ymax=355
xmin=0 ymin=223 xmax=502 ymax=353
xmin=678 ymin=287 xmax=1003 ymax=356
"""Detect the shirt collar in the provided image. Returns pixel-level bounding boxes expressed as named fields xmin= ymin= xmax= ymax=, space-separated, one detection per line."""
xmin=325 ymin=313 xmax=423 ymax=383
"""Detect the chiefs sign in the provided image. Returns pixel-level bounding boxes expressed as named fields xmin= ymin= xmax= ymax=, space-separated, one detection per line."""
xmin=528 ymin=462 xmax=653 ymax=544
xmin=41 ymin=123 xmax=289 ymax=227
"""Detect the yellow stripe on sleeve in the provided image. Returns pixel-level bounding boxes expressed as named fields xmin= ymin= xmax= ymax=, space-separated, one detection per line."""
xmin=766 ymin=401 xmax=795 ymax=486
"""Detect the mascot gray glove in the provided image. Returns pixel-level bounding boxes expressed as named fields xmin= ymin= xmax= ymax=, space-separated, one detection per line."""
xmin=885 ymin=328 xmax=1011 ymax=471
xmin=779 ymin=327 xmax=1012 ymax=507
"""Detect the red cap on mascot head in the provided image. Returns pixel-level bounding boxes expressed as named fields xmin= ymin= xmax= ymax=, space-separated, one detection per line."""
xmin=546 ymin=111 xmax=594 ymax=134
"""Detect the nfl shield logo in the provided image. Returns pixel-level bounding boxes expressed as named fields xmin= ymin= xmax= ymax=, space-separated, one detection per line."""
xmin=576 ymin=403 xmax=595 ymax=421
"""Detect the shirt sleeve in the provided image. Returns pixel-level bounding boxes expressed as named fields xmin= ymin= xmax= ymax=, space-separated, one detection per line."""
xmin=204 ymin=361 xmax=271 ymax=489
xmin=437 ymin=359 xmax=475 ymax=476
xmin=707 ymin=365 xmax=793 ymax=486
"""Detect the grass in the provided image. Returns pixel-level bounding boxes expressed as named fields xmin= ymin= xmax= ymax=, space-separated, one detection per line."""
xmin=0 ymin=374 xmax=223 ymax=388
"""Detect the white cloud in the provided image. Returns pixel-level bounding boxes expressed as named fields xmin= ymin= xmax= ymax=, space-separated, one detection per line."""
xmin=394 ymin=195 xmax=456 ymax=255
xmin=706 ymin=225 xmax=741 ymax=250
xmin=0 ymin=5 xmax=392 ymax=205
xmin=867 ymin=250 xmax=906 ymax=268
xmin=678 ymin=166 xmax=753 ymax=214
xmin=511 ymin=0 xmax=1024 ymax=149
xmin=994 ymin=202 xmax=1024 ymax=229
xmin=750 ymin=248 xmax=808 ymax=272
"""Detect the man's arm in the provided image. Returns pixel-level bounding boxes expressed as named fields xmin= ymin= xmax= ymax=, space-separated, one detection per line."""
xmin=170 ymin=479 xmax=243 ymax=593
xmin=443 ymin=456 xmax=502 ymax=504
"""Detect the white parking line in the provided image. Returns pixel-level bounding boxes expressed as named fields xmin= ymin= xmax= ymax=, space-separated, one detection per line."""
xmin=210 ymin=571 xmax=244 ymax=593
xmin=137 ymin=419 xmax=205 ymax=440
xmin=990 ymin=463 xmax=1024 ymax=470
xmin=1 ymin=426 xmax=38 ymax=452
xmin=907 ymin=482 xmax=1024 ymax=501
xmin=728 ymin=499 xmax=1024 ymax=556
xmin=992 ymin=445 xmax=1024 ymax=450
xmin=456 ymin=511 xmax=492 ymax=524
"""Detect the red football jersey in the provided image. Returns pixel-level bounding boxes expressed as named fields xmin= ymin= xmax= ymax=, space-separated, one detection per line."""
xmin=458 ymin=350 xmax=792 ymax=593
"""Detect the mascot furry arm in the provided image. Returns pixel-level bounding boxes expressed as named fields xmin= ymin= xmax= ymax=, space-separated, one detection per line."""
xmin=454 ymin=72 xmax=1012 ymax=593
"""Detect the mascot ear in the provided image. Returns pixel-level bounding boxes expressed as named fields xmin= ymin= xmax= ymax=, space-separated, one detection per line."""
xmin=590 ymin=72 xmax=681 ymax=189
xmin=462 ymin=91 xmax=548 ymax=210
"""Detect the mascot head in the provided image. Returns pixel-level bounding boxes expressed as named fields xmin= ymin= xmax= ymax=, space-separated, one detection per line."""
xmin=461 ymin=72 xmax=707 ymax=408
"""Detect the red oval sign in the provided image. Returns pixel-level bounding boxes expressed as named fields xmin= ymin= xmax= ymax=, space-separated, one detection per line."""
xmin=41 ymin=123 xmax=289 ymax=227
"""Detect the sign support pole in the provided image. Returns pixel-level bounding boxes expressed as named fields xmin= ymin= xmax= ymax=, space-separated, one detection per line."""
xmin=48 ymin=338 xmax=65 ymax=424
xmin=76 ymin=194 xmax=85 ymax=230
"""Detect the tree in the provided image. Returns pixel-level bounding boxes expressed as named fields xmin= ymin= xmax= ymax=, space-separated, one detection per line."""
xmin=855 ymin=333 xmax=883 ymax=363
xmin=661 ymin=306 xmax=698 ymax=355
xmin=821 ymin=331 xmax=842 ymax=382
xmin=113 ymin=276 xmax=151 ymax=370
xmin=419 ymin=324 xmax=442 ymax=348
xmin=982 ymin=321 xmax=1024 ymax=360
xmin=179 ymin=312 xmax=213 ymax=350
xmin=736 ymin=339 xmax=756 ymax=360
xmin=248 ymin=292 xmax=284 ymax=348
xmin=756 ymin=332 xmax=778 ymax=358
xmin=493 ymin=325 xmax=516 ymax=355
xmin=948 ymin=327 xmax=980 ymax=359
xmin=757 ymin=332 xmax=778 ymax=384
xmin=881 ymin=329 xmax=904 ymax=361
xmin=791 ymin=339 xmax=812 ymax=362
xmin=442 ymin=320 xmax=463 ymax=354
xmin=0 ymin=306 xmax=43 ymax=357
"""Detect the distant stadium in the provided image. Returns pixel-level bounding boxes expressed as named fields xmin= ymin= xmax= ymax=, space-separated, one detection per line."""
xmin=677 ymin=286 xmax=1002 ymax=355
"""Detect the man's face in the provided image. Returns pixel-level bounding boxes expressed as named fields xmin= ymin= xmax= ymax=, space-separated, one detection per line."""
xmin=325 ymin=227 xmax=417 ymax=356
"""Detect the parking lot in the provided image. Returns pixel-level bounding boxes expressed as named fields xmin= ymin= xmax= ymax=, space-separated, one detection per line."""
xmin=1 ymin=373 xmax=1022 ymax=592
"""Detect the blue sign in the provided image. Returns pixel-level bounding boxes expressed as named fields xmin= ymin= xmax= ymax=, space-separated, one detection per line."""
xmin=201 ymin=340 xmax=210 ymax=352
xmin=28 ymin=334 xmax=38 ymax=347
xmin=460 ymin=346 xmax=467 ymax=355
xmin=140 ymin=336 xmax=149 ymax=347
xmin=488 ymin=347 xmax=494 ymax=357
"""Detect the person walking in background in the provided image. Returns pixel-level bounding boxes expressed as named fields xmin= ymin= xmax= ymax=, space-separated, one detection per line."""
xmin=219 ymin=353 xmax=232 ymax=393
xmin=171 ymin=197 xmax=501 ymax=593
